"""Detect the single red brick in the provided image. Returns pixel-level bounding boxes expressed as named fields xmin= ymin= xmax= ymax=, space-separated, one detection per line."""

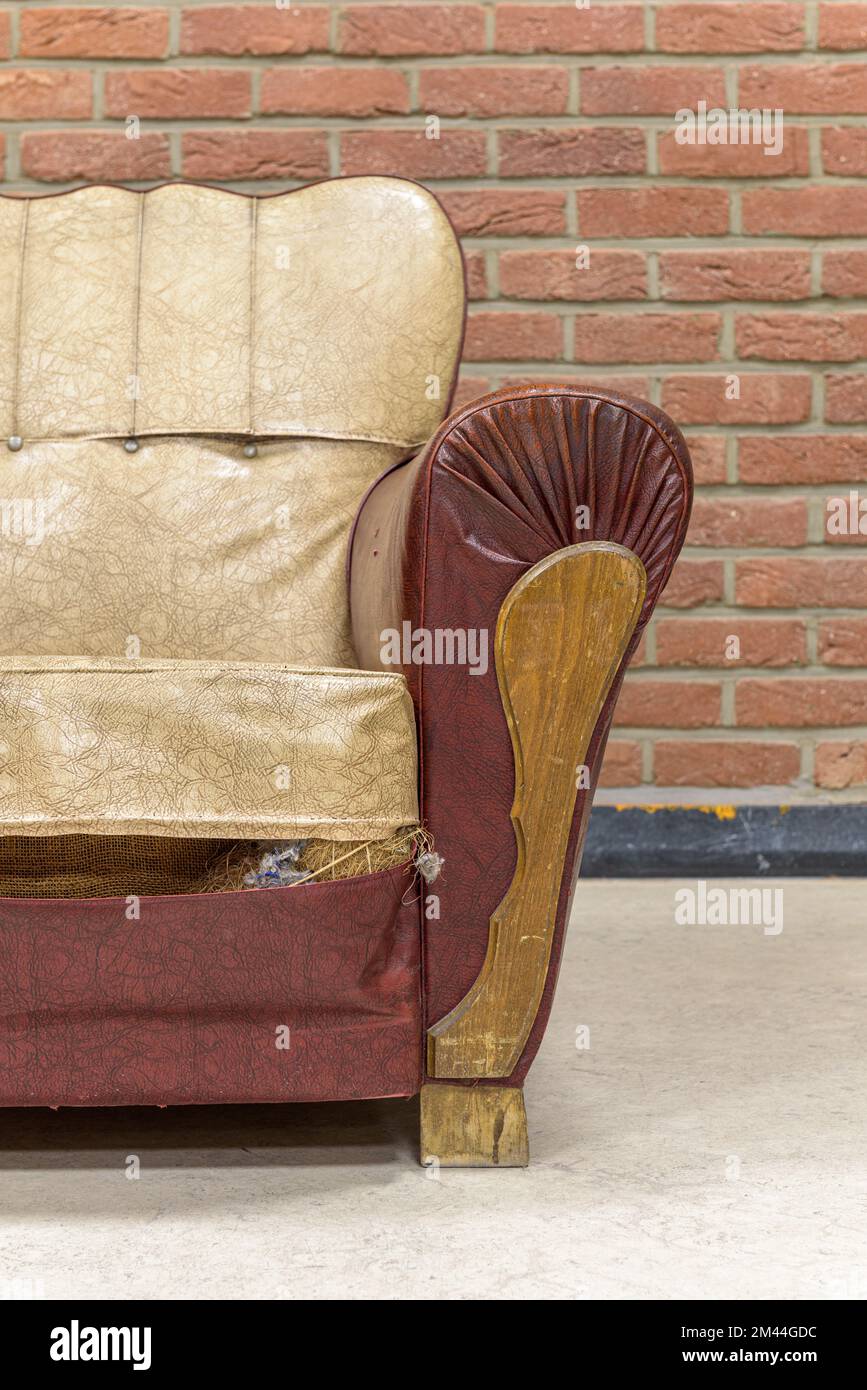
xmin=661 ymin=559 xmax=726 ymax=608
xmin=737 ymin=678 xmax=867 ymax=727
xmin=824 ymin=495 xmax=867 ymax=545
xmin=657 ymin=3 xmax=806 ymax=52
xmin=420 ymin=66 xmax=568 ymax=118
xmin=21 ymin=6 xmax=168 ymax=57
xmin=773 ymin=308 xmax=865 ymax=361
xmin=819 ymin=617 xmax=867 ymax=666
xmin=104 ymin=68 xmax=250 ymax=119
xmin=598 ymin=740 xmax=643 ymax=788
xmin=499 ymin=248 xmax=647 ymax=301
xmin=581 ymin=64 xmax=725 ymax=116
xmin=0 ymin=70 xmax=92 ymax=120
xmin=452 ymin=376 xmax=491 ymax=410
xmin=657 ymin=126 xmax=808 ymax=178
xmin=464 ymin=251 xmax=487 ymax=300
xmin=821 ymin=126 xmax=867 ymax=176
xmin=0 ymin=12 xmax=9 ymax=60
xmin=625 ymin=633 xmax=647 ymax=669
xmin=261 ymin=67 xmax=410 ymax=117
xmin=656 ymin=618 xmax=807 ymax=668
xmin=823 ymin=525 xmax=867 ymax=548
xmin=463 ymin=312 xmax=563 ymax=361
xmin=825 ymin=375 xmax=867 ymax=423
xmin=824 ymin=248 xmax=867 ymax=297
xmin=495 ymin=4 xmax=644 ymax=54
xmin=743 ymin=186 xmax=867 ymax=236
xmin=737 ymin=312 xmax=867 ymax=362
xmin=631 ymin=634 xmax=650 ymax=670
xmin=655 ymin=739 xmax=801 ymax=787
xmin=181 ymin=130 xmax=329 ymax=181
xmin=180 ymin=5 xmax=329 ymax=55
xmin=614 ymin=679 xmax=721 ymax=728
xmin=499 ymin=127 xmax=645 ymax=177
xmin=814 ymin=741 xmax=867 ymax=789
xmin=816 ymin=495 xmax=867 ymax=543
xmin=818 ymin=3 xmax=867 ymax=50
xmin=579 ymin=187 xmax=729 ymax=238
xmin=573 ymin=374 xmax=651 ymax=397
xmin=736 ymin=556 xmax=867 ymax=607
xmin=685 ymin=435 xmax=727 ymax=485
xmin=688 ymin=498 xmax=807 ymax=547
xmin=573 ymin=312 xmax=720 ymax=364
xmin=439 ymin=188 xmax=566 ymax=237
xmin=21 ymin=130 xmax=171 ymax=181
xmin=662 ymin=373 xmax=812 ymax=425
xmin=740 ymin=63 xmax=867 ymax=112
xmin=339 ymin=5 xmax=485 ymax=56
xmin=659 ymin=249 xmax=810 ymax=301
xmin=340 ymin=129 xmax=487 ymax=178
xmin=739 ymin=435 xmax=867 ymax=483
xmin=502 ymin=374 xmax=651 ymax=399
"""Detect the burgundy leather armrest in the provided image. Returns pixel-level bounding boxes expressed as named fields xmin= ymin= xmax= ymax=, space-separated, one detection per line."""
xmin=349 ymin=386 xmax=693 ymax=1083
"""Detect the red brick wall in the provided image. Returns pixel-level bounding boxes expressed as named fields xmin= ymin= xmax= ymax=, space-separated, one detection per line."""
xmin=1 ymin=1 xmax=866 ymax=802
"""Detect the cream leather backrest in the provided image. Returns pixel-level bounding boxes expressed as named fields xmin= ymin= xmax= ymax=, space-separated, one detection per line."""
xmin=0 ymin=179 xmax=465 ymax=668
xmin=0 ymin=178 xmax=465 ymax=447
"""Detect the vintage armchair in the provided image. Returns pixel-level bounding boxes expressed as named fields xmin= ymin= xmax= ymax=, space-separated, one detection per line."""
xmin=0 ymin=177 xmax=692 ymax=1166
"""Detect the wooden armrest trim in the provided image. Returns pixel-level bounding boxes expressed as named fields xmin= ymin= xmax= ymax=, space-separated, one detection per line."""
xmin=427 ymin=542 xmax=646 ymax=1079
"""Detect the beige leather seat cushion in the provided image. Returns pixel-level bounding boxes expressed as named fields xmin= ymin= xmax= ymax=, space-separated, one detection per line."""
xmin=0 ymin=435 xmax=406 ymax=669
xmin=0 ymin=657 xmax=418 ymax=841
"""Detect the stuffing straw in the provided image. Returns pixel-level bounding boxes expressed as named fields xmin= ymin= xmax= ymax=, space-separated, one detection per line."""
xmin=197 ymin=825 xmax=431 ymax=893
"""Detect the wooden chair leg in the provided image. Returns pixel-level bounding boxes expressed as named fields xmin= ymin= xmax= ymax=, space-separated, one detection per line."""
xmin=427 ymin=542 xmax=646 ymax=1081
xmin=420 ymin=1082 xmax=529 ymax=1168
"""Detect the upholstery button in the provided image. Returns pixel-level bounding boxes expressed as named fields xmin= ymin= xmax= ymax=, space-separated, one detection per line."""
xmin=7 ymin=435 xmax=23 ymax=452
xmin=243 ymin=442 xmax=258 ymax=458
xmin=124 ymin=438 xmax=139 ymax=453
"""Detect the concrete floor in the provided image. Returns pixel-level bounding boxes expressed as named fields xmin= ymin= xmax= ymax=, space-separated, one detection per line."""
xmin=1 ymin=879 xmax=865 ymax=1301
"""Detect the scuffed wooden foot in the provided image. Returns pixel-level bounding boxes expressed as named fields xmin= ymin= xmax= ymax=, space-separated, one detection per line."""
xmin=419 ymin=1082 xmax=529 ymax=1168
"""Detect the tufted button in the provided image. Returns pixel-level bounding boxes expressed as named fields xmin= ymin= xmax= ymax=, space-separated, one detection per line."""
xmin=124 ymin=438 xmax=139 ymax=453
xmin=243 ymin=442 xmax=258 ymax=459
xmin=7 ymin=435 xmax=23 ymax=452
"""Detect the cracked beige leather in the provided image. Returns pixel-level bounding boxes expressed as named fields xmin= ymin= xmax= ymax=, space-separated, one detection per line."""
xmin=0 ymin=657 xmax=418 ymax=840
xmin=0 ymin=177 xmax=464 ymax=670
xmin=0 ymin=435 xmax=406 ymax=667
xmin=0 ymin=178 xmax=459 ymax=835
xmin=0 ymin=179 xmax=465 ymax=446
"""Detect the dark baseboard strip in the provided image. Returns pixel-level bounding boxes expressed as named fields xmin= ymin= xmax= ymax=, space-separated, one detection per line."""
xmin=582 ymin=804 xmax=867 ymax=877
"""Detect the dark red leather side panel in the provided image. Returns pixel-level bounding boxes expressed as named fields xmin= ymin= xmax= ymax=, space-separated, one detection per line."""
xmin=0 ymin=863 xmax=421 ymax=1106
xmin=351 ymin=386 xmax=692 ymax=1085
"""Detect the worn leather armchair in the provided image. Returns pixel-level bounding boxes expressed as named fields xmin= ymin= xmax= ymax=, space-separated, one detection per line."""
xmin=0 ymin=176 xmax=691 ymax=1166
